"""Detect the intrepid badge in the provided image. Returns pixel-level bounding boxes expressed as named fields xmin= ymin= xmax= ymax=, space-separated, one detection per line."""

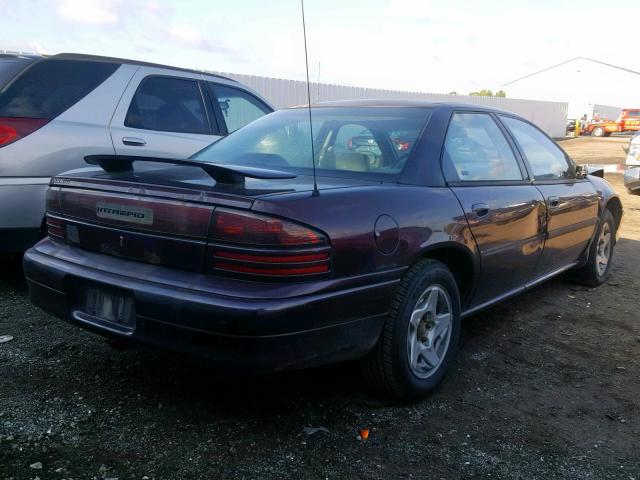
xmin=96 ymin=202 xmax=153 ymax=225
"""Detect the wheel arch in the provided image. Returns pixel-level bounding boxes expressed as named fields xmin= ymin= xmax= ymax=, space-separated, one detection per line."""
xmin=604 ymin=196 xmax=623 ymax=233
xmin=418 ymin=242 xmax=477 ymax=307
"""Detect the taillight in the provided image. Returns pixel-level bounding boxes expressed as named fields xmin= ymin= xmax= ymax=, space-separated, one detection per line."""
xmin=46 ymin=215 xmax=65 ymax=240
xmin=211 ymin=208 xmax=326 ymax=246
xmin=0 ymin=117 xmax=49 ymax=147
xmin=209 ymin=208 xmax=331 ymax=279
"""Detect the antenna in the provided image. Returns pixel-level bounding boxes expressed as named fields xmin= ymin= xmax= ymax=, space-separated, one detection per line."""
xmin=300 ymin=0 xmax=319 ymax=196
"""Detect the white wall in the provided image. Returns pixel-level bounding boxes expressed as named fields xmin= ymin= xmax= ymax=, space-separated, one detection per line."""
xmin=216 ymin=72 xmax=568 ymax=138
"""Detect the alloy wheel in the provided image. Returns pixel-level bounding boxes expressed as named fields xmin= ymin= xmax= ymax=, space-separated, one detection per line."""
xmin=596 ymin=222 xmax=612 ymax=277
xmin=406 ymin=285 xmax=453 ymax=379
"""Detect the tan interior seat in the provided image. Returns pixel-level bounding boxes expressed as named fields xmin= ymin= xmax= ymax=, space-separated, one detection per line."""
xmin=335 ymin=152 xmax=368 ymax=172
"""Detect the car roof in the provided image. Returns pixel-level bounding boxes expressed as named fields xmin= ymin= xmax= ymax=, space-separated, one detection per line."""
xmin=0 ymin=52 xmax=236 ymax=83
xmin=290 ymin=99 xmax=515 ymax=115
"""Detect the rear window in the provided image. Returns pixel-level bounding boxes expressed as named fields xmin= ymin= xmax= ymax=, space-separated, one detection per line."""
xmin=0 ymin=57 xmax=33 ymax=88
xmin=0 ymin=59 xmax=119 ymax=119
xmin=192 ymin=107 xmax=431 ymax=179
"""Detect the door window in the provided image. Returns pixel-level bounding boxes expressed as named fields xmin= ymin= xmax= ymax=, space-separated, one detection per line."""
xmin=501 ymin=116 xmax=574 ymax=180
xmin=125 ymin=77 xmax=209 ymax=134
xmin=210 ymin=84 xmax=271 ymax=133
xmin=443 ymin=113 xmax=523 ymax=181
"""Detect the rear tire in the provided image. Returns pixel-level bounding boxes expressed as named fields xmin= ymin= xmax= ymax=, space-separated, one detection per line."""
xmin=361 ymin=259 xmax=461 ymax=400
xmin=572 ymin=210 xmax=616 ymax=287
xmin=592 ymin=126 xmax=605 ymax=137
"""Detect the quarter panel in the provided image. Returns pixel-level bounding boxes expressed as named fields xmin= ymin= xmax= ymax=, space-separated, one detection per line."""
xmin=0 ymin=184 xmax=48 ymax=229
xmin=0 ymin=65 xmax=136 ymax=177
xmin=251 ymin=185 xmax=477 ymax=280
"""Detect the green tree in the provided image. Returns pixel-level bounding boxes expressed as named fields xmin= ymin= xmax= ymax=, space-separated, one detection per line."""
xmin=469 ymin=89 xmax=493 ymax=96
xmin=468 ymin=89 xmax=506 ymax=97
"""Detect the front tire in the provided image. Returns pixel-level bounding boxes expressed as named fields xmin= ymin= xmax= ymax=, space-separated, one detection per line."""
xmin=592 ymin=126 xmax=605 ymax=137
xmin=572 ymin=209 xmax=616 ymax=287
xmin=362 ymin=259 xmax=461 ymax=400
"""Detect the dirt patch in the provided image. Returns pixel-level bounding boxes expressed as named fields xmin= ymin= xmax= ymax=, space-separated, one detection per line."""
xmin=1 ymin=177 xmax=639 ymax=478
xmin=561 ymin=136 xmax=630 ymax=165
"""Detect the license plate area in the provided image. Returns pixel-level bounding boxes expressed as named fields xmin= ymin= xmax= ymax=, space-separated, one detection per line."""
xmin=71 ymin=279 xmax=136 ymax=334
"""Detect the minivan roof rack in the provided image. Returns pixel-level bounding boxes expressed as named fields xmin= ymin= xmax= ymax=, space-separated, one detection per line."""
xmin=52 ymin=53 xmax=237 ymax=82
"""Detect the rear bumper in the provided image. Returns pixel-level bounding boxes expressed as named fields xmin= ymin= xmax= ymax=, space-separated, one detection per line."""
xmin=24 ymin=239 xmax=401 ymax=372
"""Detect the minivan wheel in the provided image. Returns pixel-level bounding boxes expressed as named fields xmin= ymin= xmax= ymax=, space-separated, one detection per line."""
xmin=572 ymin=209 xmax=616 ymax=287
xmin=362 ymin=259 xmax=461 ymax=400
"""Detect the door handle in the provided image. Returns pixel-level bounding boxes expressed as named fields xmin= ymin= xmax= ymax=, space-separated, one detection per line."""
xmin=472 ymin=203 xmax=490 ymax=217
xmin=122 ymin=137 xmax=147 ymax=146
xmin=548 ymin=196 xmax=560 ymax=208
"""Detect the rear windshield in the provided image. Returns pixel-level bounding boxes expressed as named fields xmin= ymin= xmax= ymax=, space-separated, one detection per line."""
xmin=192 ymin=107 xmax=431 ymax=178
xmin=0 ymin=59 xmax=119 ymax=119
xmin=0 ymin=57 xmax=33 ymax=88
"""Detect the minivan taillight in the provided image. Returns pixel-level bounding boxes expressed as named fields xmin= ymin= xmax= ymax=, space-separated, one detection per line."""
xmin=208 ymin=208 xmax=331 ymax=278
xmin=0 ymin=117 xmax=49 ymax=147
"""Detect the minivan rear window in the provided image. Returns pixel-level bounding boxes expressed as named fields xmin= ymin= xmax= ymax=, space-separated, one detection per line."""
xmin=0 ymin=59 xmax=119 ymax=119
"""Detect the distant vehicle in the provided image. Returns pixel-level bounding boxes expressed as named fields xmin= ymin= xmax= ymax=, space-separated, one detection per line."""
xmin=583 ymin=109 xmax=640 ymax=137
xmin=625 ymin=131 xmax=640 ymax=194
xmin=566 ymin=118 xmax=577 ymax=135
xmin=0 ymin=53 xmax=273 ymax=253
xmin=25 ymin=101 xmax=622 ymax=400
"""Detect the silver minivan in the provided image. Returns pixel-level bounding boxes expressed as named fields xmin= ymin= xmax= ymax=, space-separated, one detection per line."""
xmin=625 ymin=131 xmax=640 ymax=194
xmin=0 ymin=53 xmax=273 ymax=252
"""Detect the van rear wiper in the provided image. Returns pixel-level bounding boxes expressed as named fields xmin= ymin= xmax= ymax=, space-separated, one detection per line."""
xmin=84 ymin=155 xmax=296 ymax=185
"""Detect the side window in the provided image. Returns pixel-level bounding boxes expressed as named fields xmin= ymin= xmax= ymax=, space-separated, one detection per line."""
xmin=210 ymin=84 xmax=271 ymax=133
xmin=125 ymin=77 xmax=209 ymax=134
xmin=0 ymin=59 xmax=119 ymax=119
xmin=500 ymin=116 xmax=574 ymax=180
xmin=443 ymin=113 xmax=523 ymax=182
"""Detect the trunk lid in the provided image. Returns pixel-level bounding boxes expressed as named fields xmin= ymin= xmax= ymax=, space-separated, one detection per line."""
xmin=47 ymin=164 xmax=373 ymax=272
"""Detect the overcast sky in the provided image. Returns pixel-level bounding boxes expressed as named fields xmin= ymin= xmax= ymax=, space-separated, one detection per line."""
xmin=2 ymin=0 xmax=638 ymax=95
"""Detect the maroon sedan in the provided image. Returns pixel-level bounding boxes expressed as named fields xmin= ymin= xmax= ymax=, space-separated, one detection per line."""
xmin=24 ymin=101 xmax=622 ymax=400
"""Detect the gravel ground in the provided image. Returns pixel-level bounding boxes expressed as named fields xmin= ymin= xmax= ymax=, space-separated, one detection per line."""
xmin=1 ymin=139 xmax=639 ymax=479
xmin=560 ymin=135 xmax=630 ymax=165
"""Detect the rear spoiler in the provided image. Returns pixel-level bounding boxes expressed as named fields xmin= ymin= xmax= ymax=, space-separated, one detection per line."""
xmin=84 ymin=155 xmax=296 ymax=185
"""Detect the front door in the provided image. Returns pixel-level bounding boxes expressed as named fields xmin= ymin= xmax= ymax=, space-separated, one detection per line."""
xmin=443 ymin=112 xmax=546 ymax=306
xmin=499 ymin=115 xmax=600 ymax=276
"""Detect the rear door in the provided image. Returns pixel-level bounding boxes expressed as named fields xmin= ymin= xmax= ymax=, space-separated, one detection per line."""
xmin=499 ymin=115 xmax=599 ymax=276
xmin=443 ymin=111 xmax=546 ymax=306
xmin=110 ymin=67 xmax=219 ymax=158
